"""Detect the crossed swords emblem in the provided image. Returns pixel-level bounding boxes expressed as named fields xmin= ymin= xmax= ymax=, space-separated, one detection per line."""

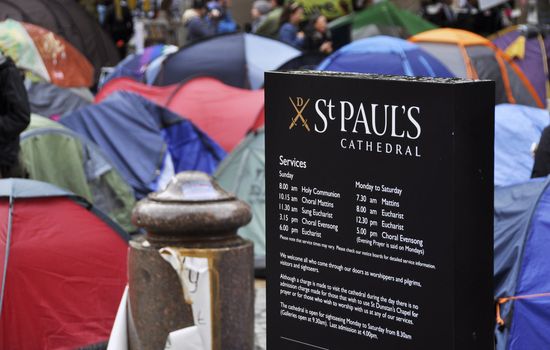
xmin=289 ymin=97 xmax=311 ymax=131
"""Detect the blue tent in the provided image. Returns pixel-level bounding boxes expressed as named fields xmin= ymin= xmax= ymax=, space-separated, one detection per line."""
xmin=317 ymin=35 xmax=454 ymax=77
xmin=495 ymin=104 xmax=549 ymax=187
xmin=101 ymin=45 xmax=178 ymax=87
xmin=495 ymin=177 xmax=550 ymax=349
xmin=61 ymin=92 xmax=226 ymax=198
xmin=153 ymin=33 xmax=301 ymax=89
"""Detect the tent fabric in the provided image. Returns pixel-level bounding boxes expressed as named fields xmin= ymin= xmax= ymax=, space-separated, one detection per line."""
xmin=215 ymin=128 xmax=265 ymax=256
xmin=95 ymin=77 xmax=179 ymax=105
xmin=410 ymin=28 xmax=544 ymax=108
xmin=21 ymin=20 xmax=94 ymax=87
xmin=20 ymin=115 xmax=137 ymax=232
xmin=0 ymin=178 xmax=128 ymax=350
xmin=154 ymin=33 xmax=301 ymax=89
xmin=61 ymin=92 xmax=226 ymax=198
xmin=101 ymin=44 xmax=178 ymax=86
xmin=317 ymin=35 xmax=454 ymax=78
xmin=494 ymin=177 xmax=550 ymax=349
xmin=0 ymin=0 xmax=120 ymax=81
xmin=166 ymin=77 xmax=265 ymax=152
xmin=328 ymin=1 xmax=436 ymax=49
xmin=494 ymin=104 xmax=549 ymax=188
xmin=26 ymin=81 xmax=91 ymax=118
xmin=491 ymin=26 xmax=549 ymax=108
xmin=96 ymin=77 xmax=265 ymax=152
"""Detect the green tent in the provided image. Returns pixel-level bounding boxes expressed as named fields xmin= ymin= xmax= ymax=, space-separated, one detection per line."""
xmin=329 ymin=1 xmax=436 ymax=49
xmin=215 ymin=129 xmax=265 ymax=257
xmin=20 ymin=115 xmax=137 ymax=232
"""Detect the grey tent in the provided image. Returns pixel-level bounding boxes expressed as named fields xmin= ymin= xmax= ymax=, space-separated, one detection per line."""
xmin=25 ymin=81 xmax=91 ymax=118
xmin=20 ymin=115 xmax=136 ymax=232
xmin=215 ymin=129 xmax=265 ymax=257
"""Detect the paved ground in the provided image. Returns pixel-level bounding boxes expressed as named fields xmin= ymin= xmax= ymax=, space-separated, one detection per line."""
xmin=254 ymin=283 xmax=267 ymax=350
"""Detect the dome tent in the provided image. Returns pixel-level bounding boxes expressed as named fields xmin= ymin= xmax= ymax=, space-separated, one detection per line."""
xmin=61 ymin=92 xmax=226 ymax=199
xmin=317 ymin=36 xmax=454 ymax=78
xmin=20 ymin=115 xmax=136 ymax=232
xmin=215 ymin=129 xmax=265 ymax=257
xmin=0 ymin=178 xmax=128 ymax=349
xmin=153 ymin=33 xmax=301 ymax=89
xmin=494 ymin=177 xmax=550 ymax=349
xmin=410 ymin=28 xmax=544 ymax=108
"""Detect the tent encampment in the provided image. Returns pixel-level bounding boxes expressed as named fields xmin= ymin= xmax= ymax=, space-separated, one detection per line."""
xmin=153 ymin=33 xmax=301 ymax=89
xmin=494 ymin=177 xmax=550 ymax=349
xmin=317 ymin=35 xmax=454 ymax=77
xmin=491 ymin=25 xmax=549 ymax=108
xmin=410 ymin=28 xmax=544 ymax=108
xmin=61 ymin=92 xmax=226 ymax=198
xmin=329 ymin=0 xmax=436 ymax=49
xmin=26 ymin=81 xmax=91 ymax=118
xmin=20 ymin=115 xmax=136 ymax=231
xmin=96 ymin=77 xmax=265 ymax=152
xmin=0 ymin=0 xmax=119 ymax=80
xmin=495 ymin=104 xmax=549 ymax=187
xmin=101 ymin=44 xmax=178 ymax=87
xmin=0 ymin=19 xmax=93 ymax=87
xmin=215 ymin=128 xmax=265 ymax=257
xmin=0 ymin=178 xmax=128 ymax=349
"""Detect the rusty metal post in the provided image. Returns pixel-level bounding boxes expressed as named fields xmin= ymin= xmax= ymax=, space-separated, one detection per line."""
xmin=128 ymin=171 xmax=254 ymax=350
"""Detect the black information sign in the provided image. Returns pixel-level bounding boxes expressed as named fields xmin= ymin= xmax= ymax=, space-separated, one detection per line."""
xmin=265 ymin=71 xmax=494 ymax=350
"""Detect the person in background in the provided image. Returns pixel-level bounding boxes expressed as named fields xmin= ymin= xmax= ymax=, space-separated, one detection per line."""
xmin=303 ymin=14 xmax=333 ymax=55
xmin=183 ymin=0 xmax=216 ymax=42
xmin=103 ymin=0 xmax=134 ymax=58
xmin=250 ymin=0 xmax=272 ymax=33
xmin=207 ymin=0 xmax=238 ymax=33
xmin=278 ymin=2 xmax=305 ymax=49
xmin=0 ymin=52 xmax=31 ymax=179
xmin=421 ymin=0 xmax=456 ymax=27
xmin=255 ymin=0 xmax=285 ymax=38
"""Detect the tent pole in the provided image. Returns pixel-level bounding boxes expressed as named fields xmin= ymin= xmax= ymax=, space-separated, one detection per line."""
xmin=0 ymin=187 xmax=15 ymax=318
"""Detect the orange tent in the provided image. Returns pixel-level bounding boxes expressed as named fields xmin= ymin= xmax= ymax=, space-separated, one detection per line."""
xmin=410 ymin=28 xmax=543 ymax=108
xmin=22 ymin=22 xmax=94 ymax=87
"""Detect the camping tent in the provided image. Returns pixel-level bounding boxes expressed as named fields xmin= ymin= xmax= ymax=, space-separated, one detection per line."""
xmin=96 ymin=77 xmax=265 ymax=152
xmin=101 ymin=44 xmax=178 ymax=87
xmin=0 ymin=0 xmax=120 ymax=80
xmin=26 ymin=81 xmax=91 ymax=118
xmin=329 ymin=0 xmax=437 ymax=49
xmin=317 ymin=36 xmax=454 ymax=77
xmin=495 ymin=104 xmax=549 ymax=187
xmin=95 ymin=77 xmax=179 ymax=106
xmin=0 ymin=19 xmax=94 ymax=87
xmin=494 ymin=177 xmax=550 ymax=349
xmin=0 ymin=178 xmax=128 ymax=349
xmin=215 ymin=128 xmax=265 ymax=257
xmin=20 ymin=115 xmax=136 ymax=232
xmin=153 ymin=33 xmax=301 ymax=89
xmin=61 ymin=92 xmax=226 ymax=198
xmin=165 ymin=77 xmax=265 ymax=152
xmin=491 ymin=25 xmax=549 ymax=108
xmin=409 ymin=28 xmax=544 ymax=108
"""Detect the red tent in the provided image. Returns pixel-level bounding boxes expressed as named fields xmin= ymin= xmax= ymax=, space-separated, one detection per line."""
xmin=96 ymin=77 xmax=265 ymax=152
xmin=0 ymin=179 xmax=128 ymax=349
xmin=95 ymin=77 xmax=178 ymax=106
xmin=166 ymin=77 xmax=264 ymax=152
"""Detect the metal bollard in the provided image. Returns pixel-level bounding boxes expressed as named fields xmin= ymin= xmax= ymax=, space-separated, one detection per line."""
xmin=128 ymin=171 xmax=254 ymax=350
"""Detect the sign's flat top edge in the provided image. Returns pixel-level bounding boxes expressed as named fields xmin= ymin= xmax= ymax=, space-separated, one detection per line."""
xmin=267 ymin=70 xmax=492 ymax=85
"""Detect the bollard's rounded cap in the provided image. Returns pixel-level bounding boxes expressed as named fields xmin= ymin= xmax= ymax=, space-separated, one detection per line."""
xmin=132 ymin=171 xmax=252 ymax=241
